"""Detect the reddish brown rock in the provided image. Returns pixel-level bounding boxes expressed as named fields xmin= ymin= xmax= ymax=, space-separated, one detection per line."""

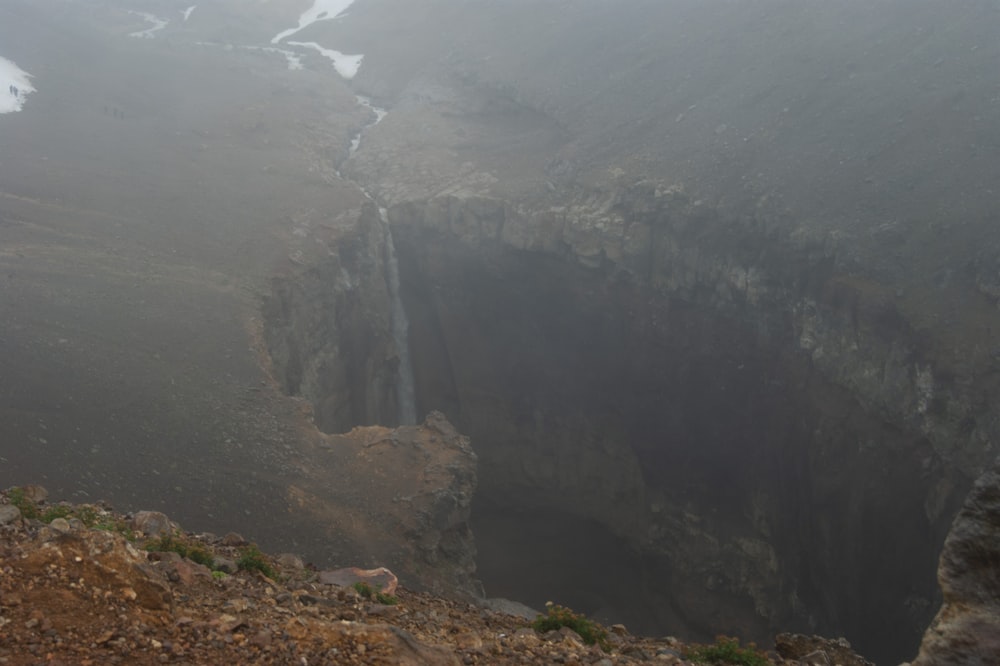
xmin=319 ymin=566 xmax=399 ymax=595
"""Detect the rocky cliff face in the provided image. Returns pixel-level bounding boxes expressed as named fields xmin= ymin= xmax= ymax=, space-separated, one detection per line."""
xmin=382 ymin=187 xmax=976 ymax=657
xmin=910 ymin=457 xmax=1000 ymax=665
xmin=262 ymin=181 xmax=982 ymax=659
xmin=256 ymin=2 xmax=1000 ymax=662
xmin=264 ymin=203 xmax=407 ymax=431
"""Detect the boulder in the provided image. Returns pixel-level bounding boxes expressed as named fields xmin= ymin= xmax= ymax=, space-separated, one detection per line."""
xmin=19 ymin=485 xmax=48 ymax=503
xmin=131 ymin=510 xmax=173 ymax=537
xmin=0 ymin=505 xmax=21 ymax=526
xmin=318 ymin=566 xmax=398 ymax=595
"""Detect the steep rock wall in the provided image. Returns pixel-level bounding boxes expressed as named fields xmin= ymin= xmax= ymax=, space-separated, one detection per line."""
xmin=263 ymin=203 xmax=407 ymax=431
xmin=386 ymin=186 xmax=986 ymax=661
xmin=260 ymin=183 xmax=997 ymax=661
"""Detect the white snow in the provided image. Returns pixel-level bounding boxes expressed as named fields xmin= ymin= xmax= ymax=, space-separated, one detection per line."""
xmin=356 ymin=95 xmax=387 ymax=124
xmin=288 ymin=41 xmax=362 ymax=79
xmin=271 ymin=0 xmax=356 ymax=44
xmin=129 ymin=11 xmax=169 ymax=38
xmin=181 ymin=5 xmax=197 ymax=21
xmin=0 ymin=56 xmax=35 ymax=114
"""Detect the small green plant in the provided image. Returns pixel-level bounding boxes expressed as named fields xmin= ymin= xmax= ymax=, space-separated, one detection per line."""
xmin=211 ymin=570 xmax=228 ymax=581
xmin=352 ymin=581 xmax=398 ymax=605
xmin=145 ymin=534 xmax=215 ymax=568
xmin=684 ymin=636 xmax=770 ymax=666
xmin=92 ymin=516 xmax=136 ymax=540
xmin=5 ymin=491 xmax=122 ymax=534
xmin=531 ymin=603 xmax=610 ymax=652
xmin=7 ymin=487 xmax=40 ymax=520
xmin=40 ymin=504 xmax=73 ymax=523
xmin=73 ymin=505 xmax=100 ymax=526
xmin=237 ymin=544 xmax=276 ymax=579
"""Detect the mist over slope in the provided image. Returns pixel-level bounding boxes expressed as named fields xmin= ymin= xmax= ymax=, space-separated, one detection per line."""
xmin=2 ymin=1 xmax=1000 ymax=664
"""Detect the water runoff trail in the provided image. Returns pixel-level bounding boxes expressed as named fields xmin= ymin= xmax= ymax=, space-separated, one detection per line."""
xmin=272 ymin=1 xmax=418 ymax=426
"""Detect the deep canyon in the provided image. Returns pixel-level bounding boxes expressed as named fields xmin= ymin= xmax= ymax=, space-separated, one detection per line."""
xmin=3 ymin=1 xmax=1000 ymax=664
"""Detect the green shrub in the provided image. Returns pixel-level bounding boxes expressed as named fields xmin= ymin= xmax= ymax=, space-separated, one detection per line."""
xmin=237 ymin=544 xmax=276 ymax=579
xmin=91 ymin=516 xmax=136 ymax=540
xmin=40 ymin=504 xmax=73 ymax=523
xmin=353 ymin=581 xmax=398 ymax=605
xmin=145 ymin=534 xmax=215 ymax=568
xmin=7 ymin=487 xmax=39 ymax=520
xmin=531 ymin=604 xmax=610 ymax=652
xmin=684 ymin=636 xmax=770 ymax=666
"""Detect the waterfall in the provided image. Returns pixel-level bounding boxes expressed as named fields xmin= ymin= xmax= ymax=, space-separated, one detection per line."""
xmin=380 ymin=207 xmax=417 ymax=425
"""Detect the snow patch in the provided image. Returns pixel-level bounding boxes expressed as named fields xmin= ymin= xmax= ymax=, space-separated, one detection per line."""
xmin=0 ymin=56 xmax=35 ymax=114
xmin=288 ymin=41 xmax=362 ymax=79
xmin=271 ymin=0 xmax=356 ymax=44
xmin=181 ymin=6 xmax=197 ymax=21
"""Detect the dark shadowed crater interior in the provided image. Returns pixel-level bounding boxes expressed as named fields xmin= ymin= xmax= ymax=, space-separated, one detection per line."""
xmin=389 ymin=219 xmax=952 ymax=664
xmin=263 ymin=206 xmax=963 ymax=665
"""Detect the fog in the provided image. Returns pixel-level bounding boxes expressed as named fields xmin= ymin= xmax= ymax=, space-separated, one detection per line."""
xmin=1 ymin=1 xmax=999 ymax=662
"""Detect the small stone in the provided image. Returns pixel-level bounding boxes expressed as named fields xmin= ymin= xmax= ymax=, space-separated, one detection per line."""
xmin=610 ymin=623 xmax=629 ymax=636
xmin=220 ymin=532 xmax=246 ymax=547
xmin=48 ymin=518 xmax=71 ymax=533
xmin=250 ymin=630 xmax=272 ymax=648
xmin=557 ymin=626 xmax=584 ymax=645
xmin=172 ymin=559 xmax=211 ymax=586
xmin=20 ymin=485 xmax=48 ymax=503
xmin=276 ymin=553 xmax=304 ymax=570
xmin=0 ymin=505 xmax=21 ymax=526
xmin=212 ymin=557 xmax=238 ymax=574
xmin=1 ymin=593 xmax=23 ymax=607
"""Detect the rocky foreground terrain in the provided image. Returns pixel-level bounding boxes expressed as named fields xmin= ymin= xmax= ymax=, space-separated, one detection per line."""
xmin=5 ymin=458 xmax=1000 ymax=666
xmin=0 ymin=485 xmax=879 ymax=666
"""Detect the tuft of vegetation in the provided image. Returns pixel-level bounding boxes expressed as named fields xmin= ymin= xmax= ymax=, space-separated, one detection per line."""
xmin=145 ymin=534 xmax=215 ymax=568
xmin=211 ymin=570 xmax=228 ymax=581
xmin=684 ymin=636 xmax=771 ymax=666
xmin=6 ymin=489 xmax=124 ymax=534
xmin=7 ymin=487 xmax=40 ymax=520
xmin=237 ymin=544 xmax=276 ymax=579
xmin=530 ymin=603 xmax=610 ymax=652
xmin=352 ymin=581 xmax=398 ymax=605
xmin=91 ymin=515 xmax=137 ymax=540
